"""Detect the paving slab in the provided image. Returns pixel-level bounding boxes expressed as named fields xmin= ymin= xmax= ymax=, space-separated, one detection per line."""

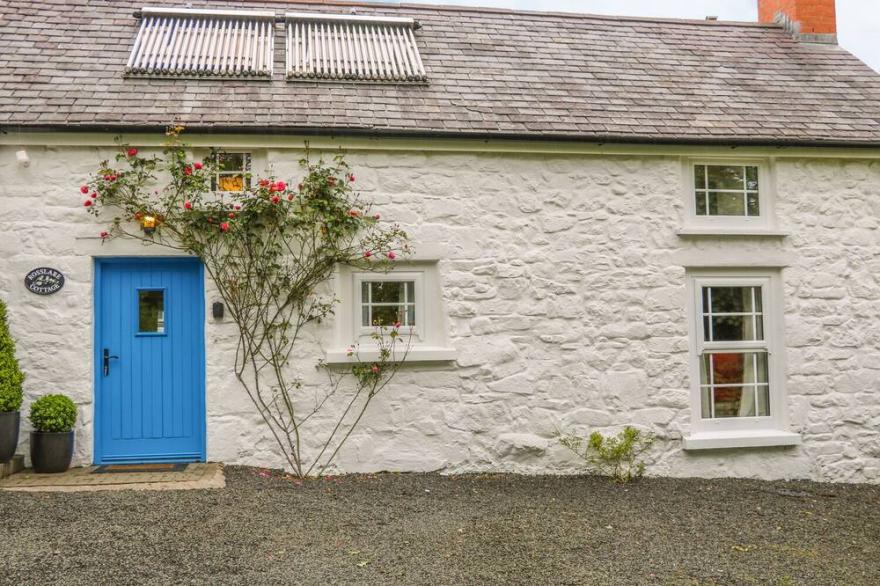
xmin=0 ymin=462 xmax=224 ymax=492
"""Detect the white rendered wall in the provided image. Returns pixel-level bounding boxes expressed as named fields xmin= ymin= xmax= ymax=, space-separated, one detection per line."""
xmin=1 ymin=141 xmax=878 ymax=483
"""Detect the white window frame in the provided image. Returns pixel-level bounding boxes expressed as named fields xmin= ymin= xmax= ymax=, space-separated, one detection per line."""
xmin=353 ymin=271 xmax=425 ymax=342
xmin=686 ymin=269 xmax=788 ymax=435
xmin=325 ymin=261 xmax=456 ymax=363
xmin=211 ymin=151 xmax=252 ymax=193
xmin=682 ymin=158 xmax=777 ymax=232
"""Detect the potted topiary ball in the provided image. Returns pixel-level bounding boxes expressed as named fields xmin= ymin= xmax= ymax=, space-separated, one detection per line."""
xmin=29 ymin=394 xmax=77 ymax=473
xmin=0 ymin=299 xmax=25 ymax=463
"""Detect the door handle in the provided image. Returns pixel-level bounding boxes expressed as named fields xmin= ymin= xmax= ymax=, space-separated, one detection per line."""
xmin=103 ymin=348 xmax=119 ymax=376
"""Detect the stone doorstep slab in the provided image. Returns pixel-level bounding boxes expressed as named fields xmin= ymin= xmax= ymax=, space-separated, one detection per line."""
xmin=0 ymin=462 xmax=225 ymax=493
xmin=1 ymin=455 xmax=25 ymax=480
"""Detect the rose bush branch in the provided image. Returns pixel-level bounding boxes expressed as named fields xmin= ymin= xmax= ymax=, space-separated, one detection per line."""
xmin=82 ymin=127 xmax=412 ymax=477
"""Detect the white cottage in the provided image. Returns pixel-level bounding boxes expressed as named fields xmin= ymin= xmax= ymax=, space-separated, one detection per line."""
xmin=1 ymin=0 xmax=879 ymax=482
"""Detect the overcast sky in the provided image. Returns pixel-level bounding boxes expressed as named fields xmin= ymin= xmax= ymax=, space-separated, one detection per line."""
xmin=366 ymin=0 xmax=880 ymax=71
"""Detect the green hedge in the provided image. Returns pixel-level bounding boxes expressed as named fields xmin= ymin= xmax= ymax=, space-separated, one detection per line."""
xmin=0 ymin=299 xmax=24 ymax=413
xmin=29 ymin=394 xmax=77 ymax=433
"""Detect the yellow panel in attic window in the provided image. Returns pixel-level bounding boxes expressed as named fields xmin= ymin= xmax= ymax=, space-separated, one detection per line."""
xmin=218 ymin=175 xmax=245 ymax=192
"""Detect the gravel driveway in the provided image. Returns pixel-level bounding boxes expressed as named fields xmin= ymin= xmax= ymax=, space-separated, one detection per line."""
xmin=2 ymin=466 xmax=879 ymax=585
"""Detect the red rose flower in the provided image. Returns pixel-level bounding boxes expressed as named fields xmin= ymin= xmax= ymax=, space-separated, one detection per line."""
xmin=363 ymin=250 xmax=372 ymax=258
xmin=183 ymin=165 xmax=192 ymax=176
xmin=109 ymin=174 xmax=117 ymax=181
xmin=348 ymin=210 xmax=360 ymax=217
xmin=387 ymin=251 xmax=397 ymax=260
xmin=80 ymin=185 xmax=89 ymax=194
xmin=347 ymin=174 xmax=355 ymax=182
xmin=393 ymin=321 xmax=401 ymax=329
xmin=275 ymin=181 xmax=287 ymax=191
xmin=259 ymin=179 xmax=271 ymax=188
xmin=184 ymin=201 xmax=193 ymax=210
xmin=219 ymin=222 xmax=229 ymax=232
xmin=83 ymin=200 xmax=92 ymax=207
xmin=233 ymin=204 xmax=241 ymax=211
xmin=134 ymin=212 xmax=143 ymax=220
xmin=271 ymin=195 xmax=280 ymax=204
xmin=373 ymin=213 xmax=380 ymax=220
xmin=100 ymin=231 xmax=109 ymax=239
xmin=90 ymin=192 xmax=98 ymax=199
xmin=287 ymin=194 xmax=294 ymax=201
xmin=371 ymin=364 xmax=380 ymax=374
xmin=127 ymin=148 xmax=138 ymax=157
xmin=193 ymin=161 xmax=203 ymax=170
xmin=228 ymin=212 xmax=235 ymax=219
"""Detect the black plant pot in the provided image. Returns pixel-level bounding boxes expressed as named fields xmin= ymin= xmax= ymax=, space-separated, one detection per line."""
xmin=0 ymin=411 xmax=20 ymax=463
xmin=30 ymin=431 xmax=74 ymax=474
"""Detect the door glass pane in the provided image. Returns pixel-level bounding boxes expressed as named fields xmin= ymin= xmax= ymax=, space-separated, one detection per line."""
xmin=138 ymin=290 xmax=165 ymax=334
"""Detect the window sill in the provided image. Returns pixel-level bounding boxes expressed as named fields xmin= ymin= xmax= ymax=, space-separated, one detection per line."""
xmin=324 ymin=346 xmax=457 ymax=364
xmin=677 ymin=228 xmax=790 ymax=238
xmin=682 ymin=429 xmax=801 ymax=451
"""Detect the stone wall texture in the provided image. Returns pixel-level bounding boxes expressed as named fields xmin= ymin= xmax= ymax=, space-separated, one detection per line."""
xmin=1 ymin=142 xmax=879 ymax=483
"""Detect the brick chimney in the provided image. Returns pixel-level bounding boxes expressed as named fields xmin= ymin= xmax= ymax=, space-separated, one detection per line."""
xmin=758 ymin=0 xmax=837 ymax=43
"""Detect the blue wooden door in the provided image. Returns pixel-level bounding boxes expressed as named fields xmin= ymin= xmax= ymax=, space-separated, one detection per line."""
xmin=95 ymin=258 xmax=205 ymax=464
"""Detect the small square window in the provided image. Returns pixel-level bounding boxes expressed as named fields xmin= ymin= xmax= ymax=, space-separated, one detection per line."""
xmin=138 ymin=290 xmax=165 ymax=334
xmin=694 ymin=164 xmax=760 ymax=218
xmin=361 ymin=280 xmax=416 ymax=327
xmin=212 ymin=152 xmax=252 ymax=192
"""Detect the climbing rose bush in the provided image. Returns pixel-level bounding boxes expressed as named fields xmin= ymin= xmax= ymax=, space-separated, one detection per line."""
xmin=82 ymin=126 xmax=412 ymax=477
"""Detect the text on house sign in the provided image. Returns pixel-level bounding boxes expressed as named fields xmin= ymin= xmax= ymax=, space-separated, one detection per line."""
xmin=24 ymin=267 xmax=65 ymax=295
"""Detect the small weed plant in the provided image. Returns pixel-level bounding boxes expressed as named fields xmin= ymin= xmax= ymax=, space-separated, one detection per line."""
xmin=559 ymin=426 xmax=654 ymax=483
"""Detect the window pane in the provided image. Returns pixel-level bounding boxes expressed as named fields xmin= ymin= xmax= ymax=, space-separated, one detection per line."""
xmin=709 ymin=287 xmax=754 ymax=313
xmin=707 ymin=165 xmax=745 ymax=190
xmin=710 ymin=353 xmax=746 ymax=385
xmin=217 ymin=175 xmax=245 ymax=192
xmin=701 ymin=386 xmax=712 ymax=418
xmin=218 ymin=152 xmax=246 ymax=172
xmin=745 ymin=166 xmax=759 ymax=190
xmin=757 ymin=386 xmax=770 ymax=416
xmin=406 ymin=281 xmax=415 ymax=301
xmin=694 ymin=165 xmax=706 ymax=189
xmin=361 ymin=281 xmax=370 ymax=303
xmin=361 ymin=305 xmax=370 ymax=327
xmin=706 ymin=353 xmax=768 ymax=385
xmin=708 ymin=192 xmax=745 ymax=216
xmin=713 ymin=386 xmax=755 ymax=418
xmin=747 ymin=193 xmax=760 ymax=216
xmin=406 ymin=305 xmax=416 ymax=325
xmin=710 ymin=315 xmax=754 ymax=341
xmin=695 ymin=192 xmax=707 ymax=215
xmin=138 ymin=290 xmax=165 ymax=334
xmin=370 ymin=281 xmax=406 ymax=303
xmin=370 ymin=305 xmax=402 ymax=327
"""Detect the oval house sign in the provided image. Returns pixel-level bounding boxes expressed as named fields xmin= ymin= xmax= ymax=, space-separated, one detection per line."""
xmin=24 ymin=267 xmax=65 ymax=295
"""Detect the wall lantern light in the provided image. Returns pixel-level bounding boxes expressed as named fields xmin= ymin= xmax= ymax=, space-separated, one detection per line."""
xmin=141 ymin=215 xmax=157 ymax=235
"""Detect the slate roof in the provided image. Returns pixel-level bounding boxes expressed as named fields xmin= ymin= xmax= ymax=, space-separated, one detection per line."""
xmin=2 ymin=0 xmax=880 ymax=146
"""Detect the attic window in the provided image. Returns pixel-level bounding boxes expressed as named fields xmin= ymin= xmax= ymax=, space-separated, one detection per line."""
xmin=127 ymin=7 xmax=275 ymax=78
xmin=285 ymin=13 xmax=427 ymax=82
